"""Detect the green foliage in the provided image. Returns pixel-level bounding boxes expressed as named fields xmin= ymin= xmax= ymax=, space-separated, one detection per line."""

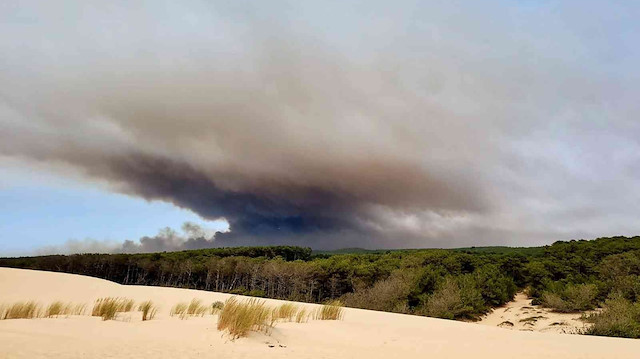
xmin=417 ymin=276 xmax=485 ymax=320
xmin=540 ymin=283 xmax=599 ymax=312
xmin=473 ymin=265 xmax=516 ymax=306
xmin=342 ymin=270 xmax=416 ymax=312
xmin=585 ymin=295 xmax=640 ymax=338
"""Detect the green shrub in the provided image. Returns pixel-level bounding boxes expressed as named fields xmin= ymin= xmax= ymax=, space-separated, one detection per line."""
xmin=584 ymin=295 xmax=640 ymax=338
xmin=247 ymin=290 xmax=266 ymax=297
xmin=565 ymin=283 xmax=598 ymax=311
xmin=473 ymin=265 xmax=517 ymax=306
xmin=541 ymin=283 xmax=598 ymax=312
xmin=229 ymin=287 xmax=248 ymax=295
xmin=342 ymin=270 xmax=415 ymax=312
xmin=418 ymin=276 xmax=485 ymax=320
xmin=541 ymin=292 xmax=567 ymax=311
xmin=419 ymin=277 xmax=462 ymax=319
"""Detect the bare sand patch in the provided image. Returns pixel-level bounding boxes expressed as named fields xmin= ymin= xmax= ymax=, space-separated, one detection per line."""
xmin=479 ymin=292 xmax=591 ymax=334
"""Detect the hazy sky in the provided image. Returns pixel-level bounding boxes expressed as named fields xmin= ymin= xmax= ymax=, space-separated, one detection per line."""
xmin=1 ymin=1 xmax=639 ymax=254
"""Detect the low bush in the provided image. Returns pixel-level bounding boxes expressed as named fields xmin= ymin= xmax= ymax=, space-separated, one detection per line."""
xmin=419 ymin=277 xmax=462 ymax=319
xmin=584 ymin=295 xmax=640 ymax=338
xmin=541 ymin=292 xmax=567 ymax=311
xmin=342 ymin=271 xmax=415 ymax=312
xmin=473 ymin=265 xmax=517 ymax=306
xmin=541 ymin=283 xmax=598 ymax=312
xmin=418 ymin=276 xmax=485 ymax=320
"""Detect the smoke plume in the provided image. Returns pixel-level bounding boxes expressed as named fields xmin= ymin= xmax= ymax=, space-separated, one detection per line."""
xmin=2 ymin=1 xmax=640 ymax=250
xmin=37 ymin=222 xmax=220 ymax=255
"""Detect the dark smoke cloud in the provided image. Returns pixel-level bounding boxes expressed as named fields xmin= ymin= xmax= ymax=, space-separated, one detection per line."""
xmin=2 ymin=1 xmax=640 ymax=251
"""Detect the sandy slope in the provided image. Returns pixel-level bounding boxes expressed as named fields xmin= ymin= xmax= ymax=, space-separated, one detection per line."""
xmin=478 ymin=293 xmax=589 ymax=334
xmin=1 ymin=268 xmax=638 ymax=359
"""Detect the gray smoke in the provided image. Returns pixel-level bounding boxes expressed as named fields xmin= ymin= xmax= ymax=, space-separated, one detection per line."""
xmin=2 ymin=1 xmax=640 ymax=250
xmin=37 ymin=222 xmax=219 ymax=255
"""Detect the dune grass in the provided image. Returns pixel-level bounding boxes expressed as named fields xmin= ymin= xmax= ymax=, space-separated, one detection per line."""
xmin=217 ymin=297 xmax=273 ymax=339
xmin=211 ymin=301 xmax=224 ymax=315
xmin=125 ymin=299 xmax=136 ymax=311
xmin=1 ymin=301 xmax=41 ymax=320
xmin=92 ymin=297 xmax=136 ymax=321
xmin=170 ymin=302 xmax=189 ymax=319
xmin=45 ymin=301 xmax=86 ymax=317
xmin=272 ymin=303 xmax=300 ymax=322
xmin=295 ymin=307 xmax=309 ymax=323
xmin=187 ymin=299 xmax=207 ymax=316
xmin=171 ymin=299 xmax=208 ymax=319
xmin=138 ymin=300 xmax=158 ymax=321
xmin=314 ymin=300 xmax=344 ymax=320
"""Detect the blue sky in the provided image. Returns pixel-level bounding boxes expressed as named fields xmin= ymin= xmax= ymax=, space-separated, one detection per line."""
xmin=0 ymin=162 xmax=227 ymax=255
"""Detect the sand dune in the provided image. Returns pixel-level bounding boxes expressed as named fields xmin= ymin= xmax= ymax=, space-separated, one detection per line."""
xmin=1 ymin=268 xmax=638 ymax=359
xmin=479 ymin=292 xmax=590 ymax=334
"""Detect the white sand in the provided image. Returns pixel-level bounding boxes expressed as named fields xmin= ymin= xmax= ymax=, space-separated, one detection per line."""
xmin=1 ymin=268 xmax=638 ymax=358
xmin=478 ymin=292 xmax=589 ymax=334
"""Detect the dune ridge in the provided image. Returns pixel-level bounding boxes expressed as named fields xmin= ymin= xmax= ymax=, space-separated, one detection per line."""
xmin=1 ymin=267 xmax=638 ymax=358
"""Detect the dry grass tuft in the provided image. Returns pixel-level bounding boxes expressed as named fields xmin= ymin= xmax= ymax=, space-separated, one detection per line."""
xmin=45 ymin=301 xmax=86 ymax=317
xmin=121 ymin=298 xmax=135 ymax=312
xmin=92 ymin=297 xmax=136 ymax=321
xmin=170 ymin=302 xmax=189 ymax=319
xmin=138 ymin=300 xmax=158 ymax=321
xmin=217 ymin=297 xmax=273 ymax=339
xmin=295 ymin=307 xmax=309 ymax=323
xmin=187 ymin=299 xmax=207 ymax=316
xmin=314 ymin=300 xmax=344 ymax=320
xmin=171 ymin=299 xmax=207 ymax=319
xmin=211 ymin=301 xmax=224 ymax=315
xmin=70 ymin=303 xmax=87 ymax=316
xmin=272 ymin=303 xmax=300 ymax=322
xmin=1 ymin=301 xmax=41 ymax=319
